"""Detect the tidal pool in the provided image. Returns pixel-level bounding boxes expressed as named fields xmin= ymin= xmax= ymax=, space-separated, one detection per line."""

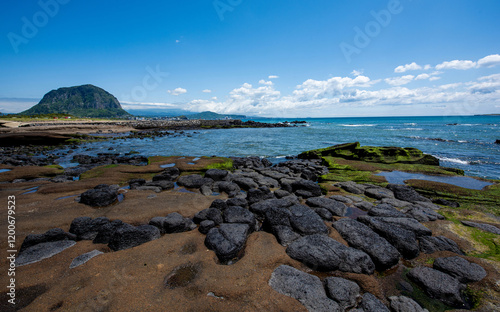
xmin=376 ymin=171 xmax=493 ymax=190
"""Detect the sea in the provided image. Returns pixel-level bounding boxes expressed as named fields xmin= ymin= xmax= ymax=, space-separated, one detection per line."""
xmin=55 ymin=115 xmax=500 ymax=180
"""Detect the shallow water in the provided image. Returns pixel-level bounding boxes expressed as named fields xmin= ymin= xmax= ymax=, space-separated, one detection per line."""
xmin=0 ymin=169 xmax=12 ymax=173
xmin=51 ymin=116 xmax=499 ymax=180
xmin=376 ymin=171 xmax=493 ymax=190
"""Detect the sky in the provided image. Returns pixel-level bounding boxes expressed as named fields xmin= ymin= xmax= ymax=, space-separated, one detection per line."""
xmin=1 ymin=0 xmax=500 ymax=117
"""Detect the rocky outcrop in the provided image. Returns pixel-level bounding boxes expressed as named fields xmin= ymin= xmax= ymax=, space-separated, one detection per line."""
xmin=204 ymin=223 xmax=251 ymax=263
xmin=79 ymin=184 xmax=119 ymax=207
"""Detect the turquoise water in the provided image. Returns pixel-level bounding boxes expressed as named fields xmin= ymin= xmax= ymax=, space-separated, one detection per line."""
xmin=376 ymin=171 xmax=492 ymax=190
xmin=54 ymin=115 xmax=500 ymax=180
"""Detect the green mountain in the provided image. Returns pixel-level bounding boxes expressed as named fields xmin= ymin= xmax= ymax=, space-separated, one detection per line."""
xmin=185 ymin=111 xmax=246 ymax=120
xmin=22 ymin=84 xmax=131 ymax=118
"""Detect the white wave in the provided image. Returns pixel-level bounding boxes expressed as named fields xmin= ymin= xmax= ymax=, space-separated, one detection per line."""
xmin=437 ymin=157 xmax=470 ymax=165
xmin=402 ymin=128 xmax=423 ymax=131
xmin=275 ymin=155 xmax=287 ymax=159
xmin=404 ymin=123 xmax=417 ymax=126
xmin=341 ymin=124 xmax=375 ymax=127
xmin=458 ymin=140 xmax=468 ymax=143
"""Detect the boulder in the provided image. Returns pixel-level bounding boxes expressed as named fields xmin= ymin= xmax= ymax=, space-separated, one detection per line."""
xmin=433 ymin=198 xmax=460 ymax=208
xmin=193 ymin=208 xmax=223 ymax=225
xmin=286 ymin=234 xmax=375 ymax=274
xmin=419 ymin=236 xmax=463 ymax=255
xmin=292 ymin=179 xmax=322 ymax=198
xmin=152 ymin=167 xmax=180 ymax=181
xmin=306 ymin=197 xmax=347 ymax=217
xmin=108 ymin=224 xmax=161 ymax=251
xmin=226 ymin=197 xmax=248 ymax=208
xmin=433 ymin=256 xmax=486 ymax=283
xmin=407 ymin=266 xmax=465 ymax=308
xmin=325 ymin=277 xmax=360 ymax=311
xmin=177 ymin=174 xmax=213 ymax=188
xmin=80 ymin=184 xmax=118 ymax=207
xmin=387 ymin=184 xmax=431 ymax=203
xmin=69 ymin=217 xmax=110 ymax=240
xmin=210 ymin=199 xmax=228 ymax=211
xmin=93 ymin=220 xmax=125 ymax=244
xmin=16 ymin=240 xmax=77 ymax=267
xmin=358 ymin=216 xmax=419 ymax=259
xmin=214 ymin=181 xmax=241 ymax=197
xmin=367 ymin=217 xmax=432 ymax=237
xmin=144 ymin=180 xmax=175 ymax=190
xmin=333 ymin=218 xmax=400 ymax=271
xmin=250 ymin=197 xmax=296 ymax=218
xmin=359 ymin=293 xmax=390 ymax=312
xmin=223 ymin=206 xmax=256 ymax=226
xmin=380 ymin=197 xmax=412 ymax=208
xmin=198 ymin=220 xmax=215 ymax=234
xmin=269 ymin=265 xmax=340 ymax=312
xmin=389 ymin=296 xmax=428 ymax=312
xmin=403 ymin=205 xmax=444 ymax=222
xmin=337 ymin=181 xmax=365 ymax=194
xmin=204 ymin=169 xmax=229 ymax=181
xmin=329 ymin=195 xmax=353 ymax=204
xmin=20 ymin=228 xmax=76 ymax=252
xmin=247 ymin=186 xmax=275 ymax=205
xmin=313 ymin=208 xmax=333 ymax=221
xmin=204 ymin=223 xmax=251 ymax=263
xmin=365 ymin=188 xmax=394 ymax=200
xmin=149 ymin=213 xmax=196 ymax=234
xmin=271 ymin=225 xmax=301 ymax=246
xmin=232 ymin=177 xmax=259 ymax=190
xmin=274 ymin=189 xmax=291 ymax=199
xmin=368 ymin=204 xmax=407 ymax=218
xmin=289 ymin=205 xmax=329 ymax=235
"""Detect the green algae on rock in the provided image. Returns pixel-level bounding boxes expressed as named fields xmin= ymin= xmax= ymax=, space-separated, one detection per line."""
xmin=299 ymin=142 xmax=439 ymax=166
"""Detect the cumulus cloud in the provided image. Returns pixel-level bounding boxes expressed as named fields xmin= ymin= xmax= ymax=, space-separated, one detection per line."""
xmin=351 ymin=69 xmax=363 ymax=77
xmin=259 ymin=80 xmax=274 ymax=86
xmin=394 ymin=62 xmax=422 ymax=73
xmin=477 ymin=54 xmax=500 ymax=68
xmin=435 ymin=60 xmax=477 ymax=70
xmin=385 ymin=75 xmax=415 ymax=86
xmin=167 ymin=87 xmax=187 ymax=96
xmin=429 ymin=76 xmax=441 ymax=81
xmin=202 ymin=89 xmax=212 ymax=93
xmin=268 ymin=75 xmax=279 ymax=79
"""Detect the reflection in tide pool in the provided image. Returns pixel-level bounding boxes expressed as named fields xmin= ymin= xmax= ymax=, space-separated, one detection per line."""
xmin=376 ymin=171 xmax=492 ymax=190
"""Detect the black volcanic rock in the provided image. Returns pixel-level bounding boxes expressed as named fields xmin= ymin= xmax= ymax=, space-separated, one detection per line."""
xmin=22 ymin=84 xmax=131 ymax=118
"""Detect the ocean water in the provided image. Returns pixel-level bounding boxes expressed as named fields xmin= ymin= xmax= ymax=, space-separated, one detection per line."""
xmin=55 ymin=116 xmax=500 ymax=180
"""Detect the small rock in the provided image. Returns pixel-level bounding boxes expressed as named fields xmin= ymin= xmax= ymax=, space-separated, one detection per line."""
xmin=389 ymin=296 xmax=429 ymax=312
xmin=205 ymin=169 xmax=229 ymax=181
xmin=108 ymin=224 xmax=161 ymax=251
xmin=80 ymin=184 xmax=118 ymax=207
xmin=205 ymin=223 xmax=251 ymax=263
xmin=199 ymin=220 xmax=215 ymax=234
xmin=288 ymin=204 xmax=329 ymax=235
xmin=223 ymin=206 xmax=256 ymax=226
xmin=359 ymin=293 xmax=390 ymax=312
xmin=365 ymin=188 xmax=394 ymax=200
xmin=177 ymin=174 xmax=213 ymax=188
xmin=292 ymin=179 xmax=322 ymax=198
xmin=461 ymin=220 xmax=500 ymax=235
xmin=368 ymin=204 xmax=407 ymax=218
xmin=193 ymin=208 xmax=223 ymax=225
xmin=306 ymin=197 xmax=347 ymax=216
xmin=387 ymin=184 xmax=431 ymax=203
xmin=419 ymin=236 xmax=463 ymax=255
xmin=16 ymin=240 xmax=76 ymax=267
xmin=247 ymin=186 xmax=275 ymax=205
xmin=325 ymin=277 xmax=360 ymax=311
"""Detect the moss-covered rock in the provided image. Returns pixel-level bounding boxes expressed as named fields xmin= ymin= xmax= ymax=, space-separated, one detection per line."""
xmin=299 ymin=142 xmax=439 ymax=166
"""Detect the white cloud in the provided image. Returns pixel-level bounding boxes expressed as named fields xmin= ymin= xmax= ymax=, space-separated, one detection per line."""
xmin=394 ymin=62 xmax=422 ymax=73
xmin=435 ymin=60 xmax=476 ymax=70
xmin=175 ymin=39 xmax=180 ymax=43
xmin=385 ymin=75 xmax=415 ymax=86
xmin=424 ymin=64 xmax=432 ymax=70
xmin=415 ymin=73 xmax=430 ymax=80
xmin=268 ymin=75 xmax=279 ymax=79
xmin=429 ymin=77 xmax=441 ymax=81
xmin=477 ymin=54 xmax=500 ymax=68
xmin=202 ymin=89 xmax=212 ymax=93
xmin=351 ymin=69 xmax=363 ymax=77
xmin=211 ymin=96 xmax=218 ymax=100
xmin=259 ymin=80 xmax=274 ymax=86
xmin=167 ymin=87 xmax=187 ymax=96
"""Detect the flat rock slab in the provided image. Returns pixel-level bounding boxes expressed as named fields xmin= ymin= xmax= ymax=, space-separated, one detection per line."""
xmin=407 ymin=266 xmax=465 ymax=308
xmin=269 ymin=265 xmax=340 ymax=312
xmin=70 ymin=249 xmax=104 ymax=269
xmin=433 ymin=256 xmax=487 ymax=283
xmin=461 ymin=220 xmax=500 ymax=235
xmin=16 ymin=240 xmax=76 ymax=267
xmin=286 ymin=234 xmax=375 ymax=274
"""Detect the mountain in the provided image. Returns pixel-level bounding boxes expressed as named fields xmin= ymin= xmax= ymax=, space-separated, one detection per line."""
xmin=184 ymin=111 xmax=246 ymax=120
xmin=21 ymin=84 xmax=131 ymax=118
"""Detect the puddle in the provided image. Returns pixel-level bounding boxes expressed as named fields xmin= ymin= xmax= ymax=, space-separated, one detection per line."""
xmin=120 ymin=185 xmax=131 ymax=190
xmin=73 ymin=176 xmax=80 ymax=181
xmin=56 ymin=195 xmax=78 ymax=200
xmin=192 ymin=157 xmax=201 ymax=161
xmin=178 ymin=157 xmax=186 ymax=159
xmin=345 ymin=206 xmax=368 ymax=219
xmin=117 ymin=194 xmax=124 ymax=202
xmin=21 ymin=186 xmax=39 ymax=195
xmin=0 ymin=169 xmax=12 ymax=173
xmin=160 ymin=163 xmax=176 ymax=168
xmin=187 ymin=162 xmax=196 ymax=165
xmin=376 ymin=171 xmax=493 ymax=190
xmin=164 ymin=263 xmax=200 ymax=289
xmin=177 ymin=188 xmax=196 ymax=194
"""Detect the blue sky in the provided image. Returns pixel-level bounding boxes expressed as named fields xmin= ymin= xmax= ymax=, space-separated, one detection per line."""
xmin=1 ymin=0 xmax=500 ymax=117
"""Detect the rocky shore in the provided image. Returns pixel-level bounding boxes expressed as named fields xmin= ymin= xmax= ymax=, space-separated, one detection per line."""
xmin=0 ymin=143 xmax=499 ymax=311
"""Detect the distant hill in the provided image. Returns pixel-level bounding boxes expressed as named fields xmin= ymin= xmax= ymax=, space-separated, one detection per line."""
xmin=21 ymin=84 xmax=131 ymax=118
xmin=125 ymin=108 xmax=192 ymax=117
xmin=184 ymin=111 xmax=246 ymax=120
